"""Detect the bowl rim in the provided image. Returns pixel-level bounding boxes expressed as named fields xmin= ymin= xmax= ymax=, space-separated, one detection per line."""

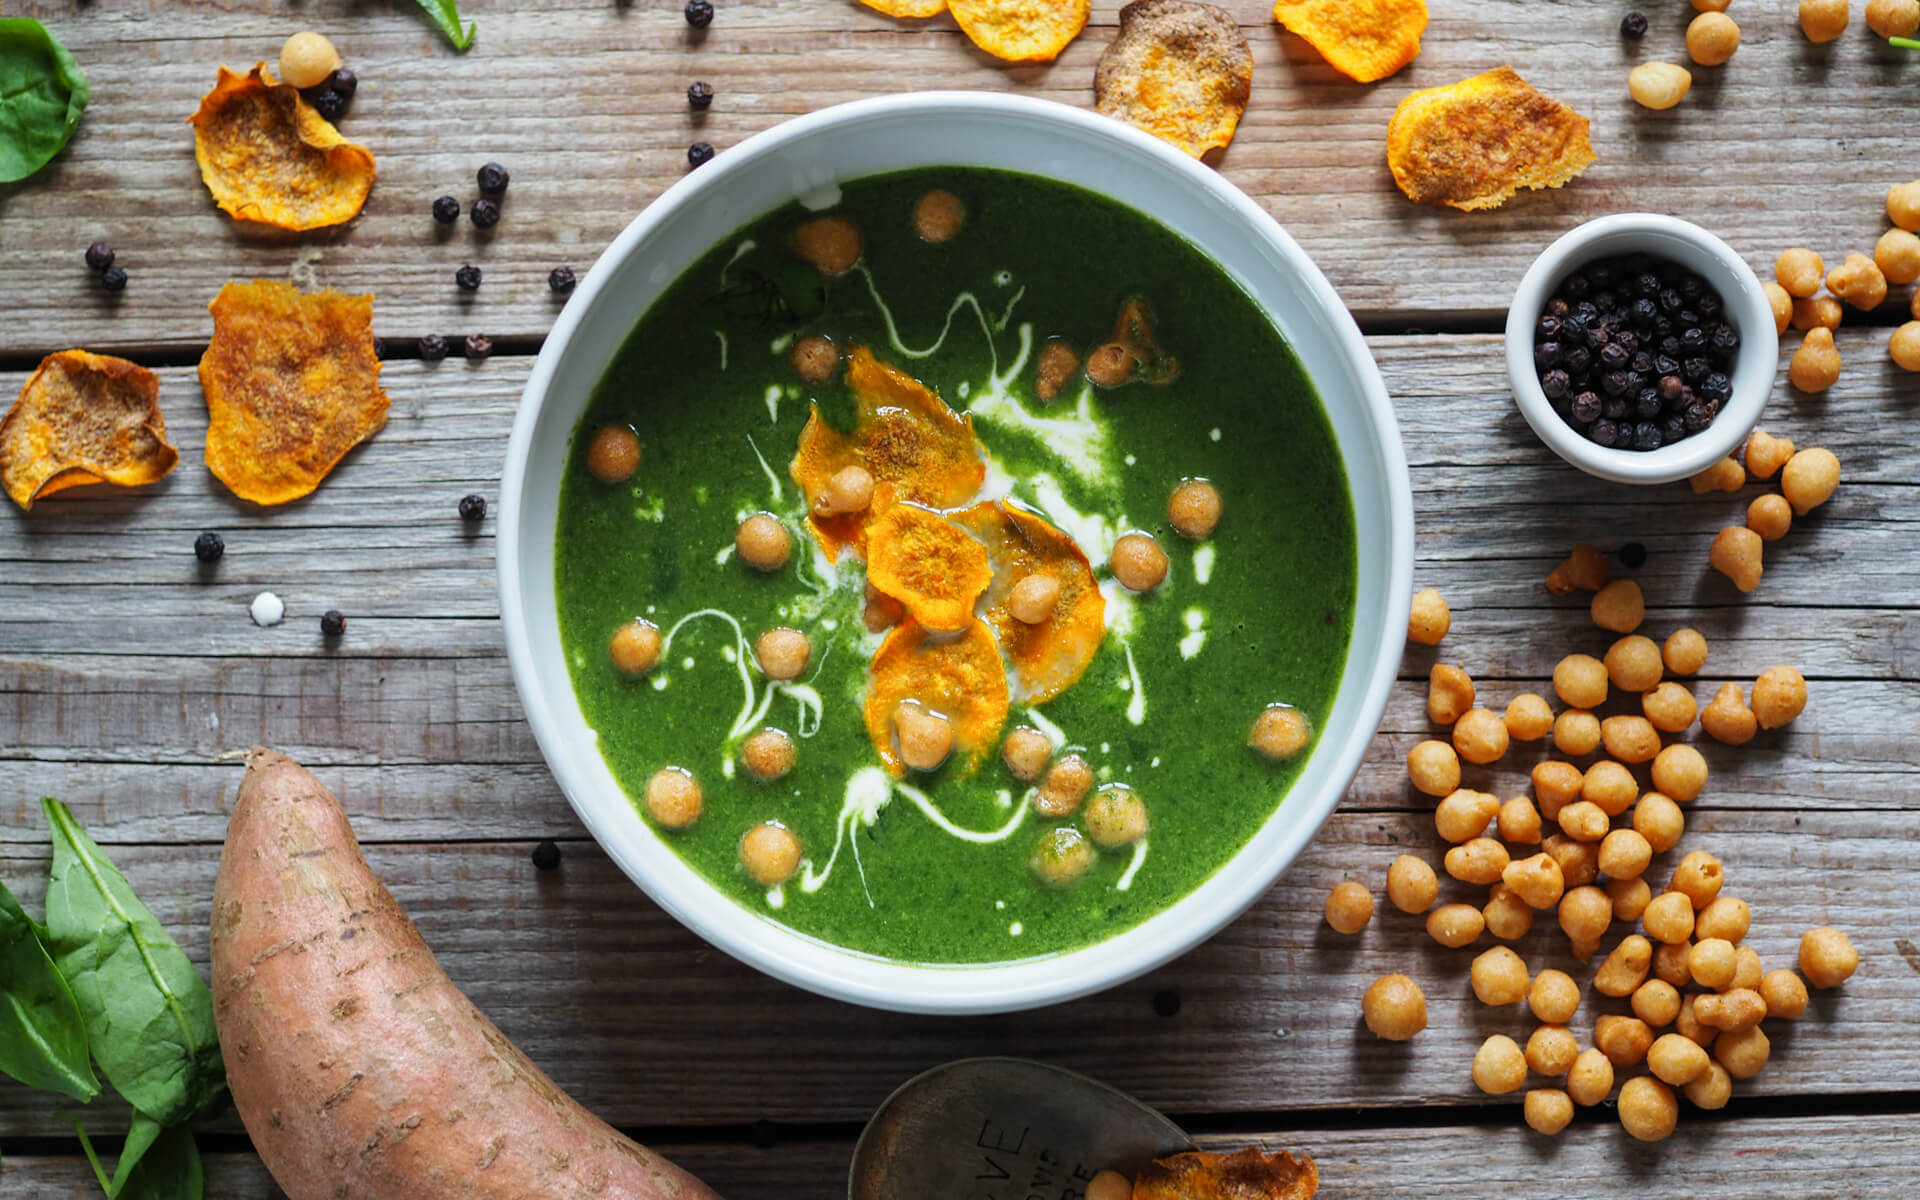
xmin=1505 ymin=213 xmax=1779 ymax=486
xmin=498 ymin=90 xmax=1414 ymax=1014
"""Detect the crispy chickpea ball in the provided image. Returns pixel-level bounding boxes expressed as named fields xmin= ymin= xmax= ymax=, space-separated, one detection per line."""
xmin=1828 ymin=253 xmax=1889 ymax=311
xmin=1604 ymin=635 xmax=1663 ymax=693
xmin=1701 ymin=681 xmax=1759 ymax=745
xmin=1590 ymin=579 xmax=1645 ymax=635
xmin=1791 ymin=293 xmax=1844 ymax=333
xmin=1361 ymin=973 xmax=1428 ymax=1041
xmin=1323 ymin=879 xmax=1373 ymax=934
xmin=1079 ymin=781 xmax=1150 ymax=847
xmin=754 ymin=627 xmax=811 ymax=680
xmin=1684 ymin=1061 xmax=1733 ymax=1111
xmin=1084 ymin=342 xmax=1137 ymax=387
xmin=1892 ymin=321 xmax=1920 ymax=371
xmin=1109 ymin=533 xmax=1168 ymax=592
xmin=1651 ymin=743 xmax=1708 ymax=802
xmin=1034 ymin=753 xmax=1094 ymax=818
xmin=814 ymin=464 xmax=876 ymax=518
xmin=1407 ymin=587 xmax=1450 ymax=644
xmin=1472 ymin=1034 xmax=1528 ymax=1095
xmin=586 ymin=425 xmax=642 ymax=483
xmin=1470 ymin=946 xmax=1531 ymax=1006
xmin=740 ymin=821 xmax=802 ymax=886
xmin=1893 ymin=179 xmax=1920 ymax=232
xmin=1643 ymin=891 xmax=1697 ymax=944
xmin=1387 ymin=853 xmax=1440 ymax=914
xmin=1427 ymin=664 xmax=1475 ymax=725
xmin=863 ymin=582 xmax=904 ymax=633
xmin=1663 ymin=628 xmax=1709 ymax=676
xmin=1033 ymin=340 xmax=1080 ymax=403
xmin=1732 ymin=944 xmax=1764 ymax=991
xmin=1752 ymin=664 xmax=1809 ymax=729
xmin=1789 ymin=327 xmax=1842 ymax=393
xmin=609 ymin=618 xmax=663 ymax=675
xmin=1709 ymin=525 xmax=1765 ymax=593
xmin=736 ymin=512 xmax=793 ymax=571
xmin=279 ymin=31 xmax=344 ymax=90
xmin=1545 ymin=543 xmax=1609 ymax=594
xmin=645 ymin=767 xmax=703 ymax=829
xmin=1435 ymin=788 xmax=1499 ymax=843
xmin=1582 ymin=760 xmax=1638 ymax=817
xmin=1566 ymin=1048 xmax=1615 ymax=1107
xmin=1451 ymin=707 xmax=1509 ymax=765
xmin=1552 ymin=653 xmax=1609 ymax=710
xmin=1530 ymin=969 xmax=1581 ymax=1024
xmin=1696 ymin=990 xmax=1764 ymax=1032
xmin=1594 ymin=934 xmax=1654 ymax=997
xmin=1632 ymin=978 xmax=1682 ymax=1028
xmin=1523 ymin=1088 xmax=1574 ymax=1136
xmin=1668 ymin=850 xmax=1724 ymax=910
xmin=1167 ymin=479 xmax=1222 ymax=540
xmin=1002 ymin=727 xmax=1052 ymax=782
xmin=894 ymin=700 xmax=955 ymax=772
xmin=1715 ymin=1024 xmax=1771 ymax=1080
xmin=742 ymin=728 xmax=796 ymax=782
xmin=1781 ymin=448 xmax=1840 ymax=515
xmin=1761 ymin=968 xmax=1811 ymax=1018
xmin=1406 ymin=739 xmax=1461 ymax=797
xmin=1599 ymin=829 xmax=1654 ymax=881
xmin=1697 ymin=897 xmax=1751 ymax=944
xmin=1878 ymin=228 xmax=1920 ymax=285
xmin=1690 ymin=456 xmax=1745 ymax=495
xmin=1532 ymin=761 xmax=1585 ymax=819
xmin=1629 ymin=61 xmax=1693 ymax=111
xmin=1556 ymin=800 xmax=1609 ymax=844
xmin=1503 ymin=853 xmax=1566 ymax=910
xmin=912 ymin=189 xmax=965 ymax=243
xmin=1445 ymin=838 xmax=1510 ymax=886
xmin=1648 ymin=1034 xmax=1712 ymax=1088
xmin=1484 ymin=885 xmax=1534 ymax=941
xmin=1608 ymin=876 xmax=1653 ymax=922
xmin=1746 ymin=493 xmax=1793 ymax=542
xmin=790 ymin=334 xmax=839 ymax=383
xmin=1086 ymin=1172 xmax=1132 ymax=1200
xmin=1552 ymin=709 xmax=1602 ymax=758
xmin=1600 ymin=715 xmax=1660 ymax=764
xmin=1689 ymin=938 xmax=1739 ymax=991
xmin=1658 ymin=943 xmax=1697 ymax=991
xmin=1596 ymin=1015 xmax=1655 ymax=1068
xmin=1558 ymin=885 xmax=1612 ymax=947
xmin=1745 ymin=430 xmax=1796 ymax=480
xmin=1523 ymin=1028 xmax=1575 ymax=1080
xmin=1642 ymin=681 xmax=1699 ymax=733
xmin=1543 ymin=834 xmax=1601 ymax=890
xmin=1503 ymin=693 xmax=1554 ymax=742
xmin=1800 ymin=927 xmax=1859 ymax=988
xmin=1250 ymin=705 xmax=1313 ymax=760
xmin=791 ymin=215 xmax=862 ymax=276
xmin=1776 ymin=247 xmax=1827 ymax=298
xmin=1498 ymin=795 xmax=1543 ymax=845
xmin=1031 ymin=826 xmax=1095 ymax=886
xmin=1427 ymin=902 xmax=1486 ymax=949
xmin=1006 ymin=572 xmax=1061 ymax=624
xmin=1685 ymin=11 xmax=1740 ymax=64
xmin=1763 ymin=281 xmax=1794 ymax=336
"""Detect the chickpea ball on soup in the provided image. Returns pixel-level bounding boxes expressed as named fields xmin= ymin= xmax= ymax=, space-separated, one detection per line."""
xmin=741 ymin=822 xmax=803 ymax=886
xmin=741 ymin=728 xmax=796 ymax=781
xmin=1031 ymin=826 xmax=1095 ymax=885
xmin=893 ymin=700 xmax=955 ymax=771
xmin=736 ymin=512 xmax=793 ymax=571
xmin=586 ymin=425 xmax=642 ymax=483
xmin=814 ymin=465 xmax=875 ymax=518
xmin=1109 ymin=532 xmax=1168 ymax=591
xmin=790 ymin=334 xmax=839 ymax=383
xmin=1086 ymin=785 xmax=1149 ymax=848
xmin=645 ymin=767 xmax=703 ymax=829
xmin=912 ymin=189 xmax=965 ymax=243
xmin=754 ymin=627 xmax=811 ymax=680
xmin=1007 ymin=573 xmax=1061 ymax=624
xmin=1035 ymin=753 xmax=1094 ymax=817
xmin=1034 ymin=340 xmax=1080 ymax=402
xmin=1084 ymin=342 xmax=1138 ymax=387
xmin=1002 ymin=727 xmax=1052 ymax=781
xmin=791 ymin=215 xmax=862 ymax=276
xmin=609 ymin=618 xmax=662 ymax=675
xmin=1167 ymin=479 xmax=1222 ymax=539
xmin=1250 ymin=704 xmax=1313 ymax=760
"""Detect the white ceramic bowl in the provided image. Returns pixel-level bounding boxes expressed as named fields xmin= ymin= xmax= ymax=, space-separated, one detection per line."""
xmin=498 ymin=92 xmax=1413 ymax=1015
xmin=1507 ymin=214 xmax=1778 ymax=486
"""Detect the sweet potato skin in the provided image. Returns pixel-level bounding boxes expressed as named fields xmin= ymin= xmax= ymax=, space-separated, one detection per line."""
xmin=211 ymin=747 xmax=722 ymax=1200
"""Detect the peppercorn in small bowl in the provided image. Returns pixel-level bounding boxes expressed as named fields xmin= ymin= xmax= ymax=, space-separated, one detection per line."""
xmin=1507 ymin=214 xmax=1777 ymax=485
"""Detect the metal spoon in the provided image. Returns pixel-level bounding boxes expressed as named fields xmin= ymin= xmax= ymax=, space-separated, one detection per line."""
xmin=848 ymin=1057 xmax=1194 ymax=1199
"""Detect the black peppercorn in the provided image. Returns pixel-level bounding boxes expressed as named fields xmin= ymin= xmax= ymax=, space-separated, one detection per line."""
xmin=465 ymin=333 xmax=493 ymax=360
xmin=1711 ymin=326 xmax=1739 ymax=354
xmin=1620 ymin=12 xmax=1648 ymax=37
xmin=1601 ymin=370 xmax=1633 ymax=398
xmin=688 ymin=80 xmax=714 ymax=110
xmin=477 ymin=161 xmax=510 ymax=195
xmin=548 ymin=266 xmax=577 ymax=294
xmin=1701 ymin=372 xmax=1732 ymax=403
xmin=1662 ymin=414 xmax=1688 ymax=443
xmin=84 ymin=241 xmax=114 ymax=272
xmin=1541 ymin=369 xmax=1571 ymax=400
xmin=320 ymin=609 xmax=347 ymax=638
xmin=329 ymin=68 xmax=358 ymax=99
xmin=432 ymin=195 xmax=460 ymax=224
xmin=1634 ymin=388 xmax=1663 ymax=421
xmin=194 ymin=531 xmax=225 ymax=563
xmin=1599 ymin=342 xmax=1630 ymax=371
xmin=455 ymin=264 xmax=482 ymax=291
xmin=685 ymin=0 xmax=714 ymax=26
xmin=1588 ymin=418 xmax=1619 ymax=447
xmin=311 ymin=88 xmax=347 ymax=121
xmin=1633 ymin=422 xmax=1663 ymax=451
xmin=1563 ymin=346 xmax=1593 ymax=376
xmin=1546 ymin=298 xmax=1570 ymax=318
xmin=1571 ymin=392 xmax=1602 ymax=424
xmin=459 ymin=493 xmax=487 ymax=522
xmin=471 ymin=197 xmax=501 ymax=228
xmin=1534 ymin=341 xmax=1563 ymax=369
xmin=531 ymin=840 xmax=563 ymax=870
xmin=419 ymin=333 xmax=450 ymax=361
xmin=688 ymin=140 xmax=715 ymax=168
xmin=1684 ymin=402 xmax=1711 ymax=432
xmin=1683 ymin=356 xmax=1712 ymax=384
xmin=1620 ymin=542 xmax=1648 ymax=568
xmin=1564 ymin=274 xmax=1591 ymax=298
xmin=1603 ymin=395 xmax=1629 ymax=421
xmin=100 ymin=266 xmax=128 ymax=292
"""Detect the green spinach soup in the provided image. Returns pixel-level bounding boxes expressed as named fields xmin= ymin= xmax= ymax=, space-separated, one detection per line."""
xmin=555 ymin=167 xmax=1356 ymax=964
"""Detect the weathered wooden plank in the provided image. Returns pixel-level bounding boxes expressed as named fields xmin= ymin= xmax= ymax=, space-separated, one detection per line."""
xmin=0 ymin=809 xmax=1909 ymax=1133
xmin=2 ymin=1 xmax=1916 ymax=353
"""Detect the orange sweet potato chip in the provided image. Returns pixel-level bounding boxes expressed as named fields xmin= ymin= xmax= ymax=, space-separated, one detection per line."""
xmin=1094 ymin=0 xmax=1254 ymax=159
xmin=199 ymin=280 xmax=389 ymax=506
xmin=1272 ymin=0 xmax=1426 ymax=83
xmin=0 ymin=351 xmax=177 ymax=510
xmin=189 ymin=64 xmax=376 ymax=231
xmin=864 ymin=619 xmax=1011 ymax=777
xmin=955 ymin=500 xmax=1106 ymax=704
xmin=950 ymin=0 xmax=1090 ymax=63
xmin=866 ymin=503 xmax=994 ymax=633
xmin=1133 ymin=1147 xmax=1319 ymax=1200
xmin=861 ymin=0 xmax=948 ymax=18
xmin=1387 ymin=66 xmax=1596 ymax=212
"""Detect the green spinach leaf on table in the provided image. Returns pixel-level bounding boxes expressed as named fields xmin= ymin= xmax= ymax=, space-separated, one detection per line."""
xmin=0 ymin=19 xmax=89 ymax=184
xmin=106 ymin=1111 xmax=166 ymax=1197
xmin=0 ymin=877 xmax=100 ymax=1100
xmin=39 ymin=798 xmax=227 ymax=1127
xmin=114 ymin=1120 xmax=203 ymax=1200
xmin=413 ymin=0 xmax=477 ymax=51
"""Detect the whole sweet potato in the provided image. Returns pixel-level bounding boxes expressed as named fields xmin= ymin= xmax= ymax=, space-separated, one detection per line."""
xmin=212 ymin=747 xmax=722 ymax=1199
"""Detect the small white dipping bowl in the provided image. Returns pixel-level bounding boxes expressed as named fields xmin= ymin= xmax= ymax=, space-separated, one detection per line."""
xmin=1507 ymin=214 xmax=1778 ymax=486
xmin=498 ymin=92 xmax=1413 ymax=1015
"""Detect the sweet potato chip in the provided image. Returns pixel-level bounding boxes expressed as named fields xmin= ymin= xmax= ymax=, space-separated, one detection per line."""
xmin=1387 ymin=66 xmax=1596 ymax=212
xmin=790 ymin=346 xmax=986 ymax=559
xmin=189 ymin=64 xmax=376 ymax=231
xmin=950 ymin=0 xmax=1090 ymax=63
xmin=955 ymin=500 xmax=1106 ymax=704
xmin=861 ymin=0 xmax=948 ymax=17
xmin=866 ymin=502 xmax=993 ymax=633
xmin=0 ymin=351 xmax=176 ymax=510
xmin=1095 ymin=0 xmax=1253 ymax=159
xmin=199 ymin=280 xmax=388 ymax=506
xmin=1272 ymin=0 xmax=1426 ymax=83
xmin=1133 ymin=1147 xmax=1319 ymax=1200
xmin=864 ymin=619 xmax=1011 ymax=777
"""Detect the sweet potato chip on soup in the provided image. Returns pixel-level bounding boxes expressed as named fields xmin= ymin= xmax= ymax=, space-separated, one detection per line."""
xmin=1386 ymin=66 xmax=1596 ymax=212
xmin=189 ymin=64 xmax=376 ymax=231
xmin=949 ymin=0 xmax=1090 ymax=63
xmin=1133 ymin=1147 xmax=1319 ymax=1200
xmin=1094 ymin=0 xmax=1254 ymax=160
xmin=955 ymin=500 xmax=1106 ymax=704
xmin=865 ymin=502 xmax=994 ymax=633
xmin=864 ymin=618 xmax=1012 ymax=777
xmin=0 ymin=351 xmax=177 ymax=510
xmin=1271 ymin=0 xmax=1427 ymax=83
xmin=199 ymin=280 xmax=389 ymax=506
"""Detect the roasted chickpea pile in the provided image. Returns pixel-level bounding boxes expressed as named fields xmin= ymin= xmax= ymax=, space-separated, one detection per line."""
xmin=1765 ymin=179 xmax=1920 ymax=383
xmin=1685 ymin=430 xmax=1842 ymax=595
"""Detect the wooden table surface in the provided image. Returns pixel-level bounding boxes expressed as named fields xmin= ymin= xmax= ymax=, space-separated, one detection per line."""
xmin=3 ymin=1 xmax=1917 ymax=1196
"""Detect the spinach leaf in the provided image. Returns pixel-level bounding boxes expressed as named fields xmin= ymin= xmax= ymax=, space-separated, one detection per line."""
xmin=411 ymin=0 xmax=476 ymax=51
xmin=107 ymin=1112 xmax=164 ymax=1197
xmin=0 ymin=19 xmax=89 ymax=184
xmin=115 ymin=1121 xmax=203 ymax=1200
xmin=0 ymin=877 xmax=99 ymax=1101
xmin=39 ymin=799 xmax=226 ymax=1127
